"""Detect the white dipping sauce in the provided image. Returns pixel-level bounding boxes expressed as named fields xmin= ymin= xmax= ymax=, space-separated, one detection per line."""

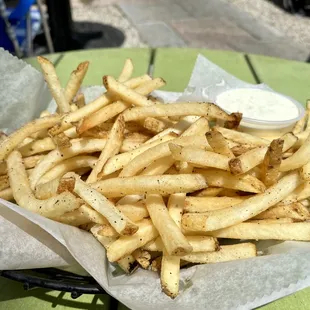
xmin=216 ymin=88 xmax=299 ymax=121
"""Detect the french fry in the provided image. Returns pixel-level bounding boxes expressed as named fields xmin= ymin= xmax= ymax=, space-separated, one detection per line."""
xmin=35 ymin=177 xmax=62 ymax=199
xmin=181 ymin=243 xmax=256 ymax=264
xmin=206 ymin=130 xmax=234 ymax=158
xmin=132 ymin=248 xmax=151 ymax=269
xmin=140 ymin=156 xmax=175 ymax=176
xmin=53 ymin=206 xmax=92 ymax=226
xmin=194 ymin=168 xmax=266 ymax=194
xmin=189 ymin=187 xmax=223 ymax=197
xmin=92 ymin=174 xmax=207 ymax=198
xmin=247 ymin=218 xmax=295 ymax=224
xmin=293 ymin=113 xmax=307 ymax=134
xmin=119 ymin=135 xmax=210 ymax=177
xmin=66 ymin=173 xmax=138 ymax=236
xmin=37 ymin=56 xmax=71 ymax=113
xmin=224 ymin=112 xmax=242 ymax=129
xmin=87 ymin=115 xmax=125 ymax=183
xmin=107 ymin=219 xmax=159 ymax=262
xmin=208 ymin=222 xmax=310 ymax=241
xmin=169 ymin=144 xmax=230 ymax=171
xmin=50 ymin=132 xmax=72 ymax=149
xmin=38 ymin=155 xmax=97 ymax=184
xmin=7 ymin=151 xmax=81 ymax=218
xmin=261 ymin=139 xmax=284 ymax=186
xmin=0 ymin=175 xmax=9 ymax=191
xmin=19 ymin=137 xmax=55 ymax=156
xmin=75 ymin=93 xmax=85 ymax=108
xmin=30 ymin=138 xmax=106 ymax=189
xmin=180 ymin=117 xmax=210 ymax=136
xmin=123 ymin=103 xmax=236 ymax=123
xmin=118 ymin=58 xmax=133 ymax=83
xmin=116 ymin=202 xmax=149 ymax=222
xmin=214 ymin=127 xmax=269 ymax=146
xmin=253 ymin=202 xmax=310 ymax=221
xmin=102 ymin=133 xmax=176 ymax=176
xmin=65 ymin=61 xmax=89 ymax=103
xmin=229 ymin=146 xmax=268 ymax=175
xmin=143 ymin=117 xmax=172 ymax=134
xmin=184 ymin=196 xmax=247 ymax=213
xmin=146 ymin=194 xmax=192 ymax=256
xmin=0 ymin=115 xmax=61 ymax=161
xmin=279 ymin=181 xmax=310 ymax=205
xmin=231 ymin=144 xmax=255 ymax=156
xmin=280 ymin=132 xmax=310 ymax=171
xmin=281 ymin=132 xmax=298 ymax=152
xmin=0 ymin=187 xmax=13 ymax=201
xmin=151 ymin=256 xmax=162 ymax=272
xmin=182 ymin=172 xmax=300 ymax=232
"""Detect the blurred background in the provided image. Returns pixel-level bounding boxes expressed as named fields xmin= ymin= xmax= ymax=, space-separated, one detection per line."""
xmin=1 ymin=0 xmax=309 ymax=61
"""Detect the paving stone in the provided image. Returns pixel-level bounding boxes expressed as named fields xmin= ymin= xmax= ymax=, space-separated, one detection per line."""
xmin=136 ymin=22 xmax=186 ymax=47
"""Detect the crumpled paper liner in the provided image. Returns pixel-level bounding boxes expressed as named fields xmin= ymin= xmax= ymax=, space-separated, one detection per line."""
xmin=0 ymin=49 xmax=310 ymax=310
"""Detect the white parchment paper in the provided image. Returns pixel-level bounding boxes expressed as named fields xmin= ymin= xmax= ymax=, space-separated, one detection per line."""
xmin=1 ymin=48 xmax=310 ymax=310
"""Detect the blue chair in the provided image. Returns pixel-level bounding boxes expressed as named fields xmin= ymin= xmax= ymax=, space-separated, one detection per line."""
xmin=0 ymin=0 xmax=41 ymax=56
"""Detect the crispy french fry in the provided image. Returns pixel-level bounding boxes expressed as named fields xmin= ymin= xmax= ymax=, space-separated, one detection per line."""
xmin=19 ymin=137 xmax=55 ymax=156
xmin=140 ymin=156 xmax=175 ymax=176
xmin=208 ymin=222 xmax=310 ymax=241
xmin=253 ymin=202 xmax=310 ymax=221
xmin=280 ymin=132 xmax=310 ymax=171
xmin=181 ymin=243 xmax=256 ymax=264
xmin=116 ymin=201 xmax=149 ymax=222
xmin=7 ymin=151 xmax=81 ymax=218
xmin=184 ymin=196 xmax=248 ymax=213
xmin=0 ymin=187 xmax=13 ymax=201
xmin=30 ymin=138 xmax=106 ymax=189
xmin=0 ymin=175 xmax=9 ymax=191
xmin=279 ymin=181 xmax=310 ymax=205
xmin=65 ymin=61 xmax=89 ymax=103
xmin=67 ymin=173 xmax=138 ymax=236
xmin=169 ymin=144 xmax=230 ymax=171
xmin=229 ymin=146 xmax=268 ymax=175
xmin=194 ymin=168 xmax=266 ymax=194
xmin=0 ymin=115 xmax=61 ymax=161
xmin=206 ymin=130 xmax=234 ymax=158
xmin=293 ymin=113 xmax=307 ymax=134
xmin=119 ymin=135 xmax=210 ymax=177
xmin=214 ymin=127 xmax=269 ymax=146
xmin=146 ymin=194 xmax=192 ymax=256
xmin=230 ymin=144 xmax=254 ymax=156
xmin=123 ymin=103 xmax=236 ymax=123
xmin=39 ymin=155 xmax=97 ymax=184
xmin=35 ymin=177 xmax=62 ymax=199
xmin=151 ymin=256 xmax=162 ymax=272
xmin=107 ymin=219 xmax=159 ymax=262
xmin=118 ymin=58 xmax=134 ymax=83
xmin=132 ymin=248 xmax=151 ymax=269
xmin=87 ymin=115 xmax=125 ymax=183
xmin=102 ymin=133 xmax=176 ymax=176
xmin=182 ymin=172 xmax=300 ymax=232
xmin=92 ymin=174 xmax=207 ymax=198
xmin=75 ymin=93 xmax=85 ymax=108
xmin=180 ymin=117 xmax=210 ymax=136
xmin=281 ymin=132 xmax=298 ymax=152
xmin=247 ymin=218 xmax=295 ymax=224
xmin=50 ymin=132 xmax=72 ymax=149
xmin=37 ymin=56 xmax=70 ymax=113
xmin=261 ymin=139 xmax=284 ymax=186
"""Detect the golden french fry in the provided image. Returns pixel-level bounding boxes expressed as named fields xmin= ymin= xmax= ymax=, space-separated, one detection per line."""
xmin=132 ymin=248 xmax=151 ymax=269
xmin=224 ymin=112 xmax=242 ymax=129
xmin=247 ymin=218 xmax=295 ymax=224
xmin=301 ymin=161 xmax=310 ymax=180
xmin=0 ymin=187 xmax=13 ymax=201
xmin=143 ymin=117 xmax=170 ymax=134
xmin=102 ymin=133 xmax=176 ymax=176
xmin=116 ymin=201 xmax=149 ymax=222
xmin=123 ymin=103 xmax=236 ymax=123
xmin=181 ymin=243 xmax=256 ymax=264
xmin=75 ymin=93 xmax=85 ymax=108
xmin=92 ymin=174 xmax=207 ymax=198
xmin=169 ymin=144 xmax=230 ymax=171
xmin=107 ymin=219 xmax=159 ymax=262
xmin=209 ymin=222 xmax=310 ymax=241
xmin=146 ymin=194 xmax=192 ymax=256
xmin=293 ymin=113 xmax=307 ymax=134
xmin=179 ymin=117 xmax=210 ymax=136
xmin=151 ymin=256 xmax=162 ymax=272
xmin=184 ymin=196 xmax=247 ymax=213
xmin=0 ymin=115 xmax=61 ymax=161
xmin=37 ymin=56 xmax=71 ymax=113
xmin=65 ymin=61 xmax=89 ymax=103
xmin=194 ymin=168 xmax=266 ymax=193
xmin=229 ymin=146 xmax=268 ymax=175
xmin=35 ymin=177 xmax=62 ymax=199
xmin=87 ymin=115 xmax=125 ymax=183
xmin=7 ymin=151 xmax=81 ymax=218
xmin=19 ymin=137 xmax=55 ymax=156
xmin=140 ymin=156 xmax=175 ymax=176
xmin=53 ymin=206 xmax=92 ymax=226
xmin=50 ymin=132 xmax=72 ymax=149
xmin=279 ymin=181 xmax=310 ymax=205
xmin=281 ymin=132 xmax=298 ymax=152
xmin=118 ymin=58 xmax=134 ymax=83
xmin=253 ymin=202 xmax=310 ymax=221
xmin=30 ymin=138 xmax=106 ymax=189
xmin=67 ymin=173 xmax=138 ymax=236
xmin=0 ymin=175 xmax=9 ymax=191
xmin=119 ymin=135 xmax=209 ymax=177
xmin=206 ymin=130 xmax=234 ymax=158
xmin=261 ymin=139 xmax=284 ymax=187
xmin=214 ymin=127 xmax=269 ymax=146
xmin=230 ymin=144 xmax=254 ymax=156
xmin=182 ymin=172 xmax=300 ymax=232
xmin=280 ymin=132 xmax=310 ymax=171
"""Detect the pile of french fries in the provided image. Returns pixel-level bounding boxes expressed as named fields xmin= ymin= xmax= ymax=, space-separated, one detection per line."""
xmin=1 ymin=57 xmax=310 ymax=299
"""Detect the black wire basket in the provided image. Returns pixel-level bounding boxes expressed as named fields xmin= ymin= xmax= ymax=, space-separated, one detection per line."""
xmin=0 ymin=268 xmax=106 ymax=299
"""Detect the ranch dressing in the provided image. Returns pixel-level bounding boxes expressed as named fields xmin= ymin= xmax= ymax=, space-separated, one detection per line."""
xmin=216 ymin=88 xmax=299 ymax=121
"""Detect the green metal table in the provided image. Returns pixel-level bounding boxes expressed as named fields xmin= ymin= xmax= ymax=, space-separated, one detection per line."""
xmin=1 ymin=47 xmax=310 ymax=309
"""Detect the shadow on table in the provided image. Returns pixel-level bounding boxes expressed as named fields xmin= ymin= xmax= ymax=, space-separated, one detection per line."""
xmin=0 ymin=277 xmax=112 ymax=309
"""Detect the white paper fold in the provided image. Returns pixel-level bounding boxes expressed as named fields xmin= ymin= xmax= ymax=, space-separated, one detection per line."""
xmin=1 ymin=49 xmax=310 ymax=310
